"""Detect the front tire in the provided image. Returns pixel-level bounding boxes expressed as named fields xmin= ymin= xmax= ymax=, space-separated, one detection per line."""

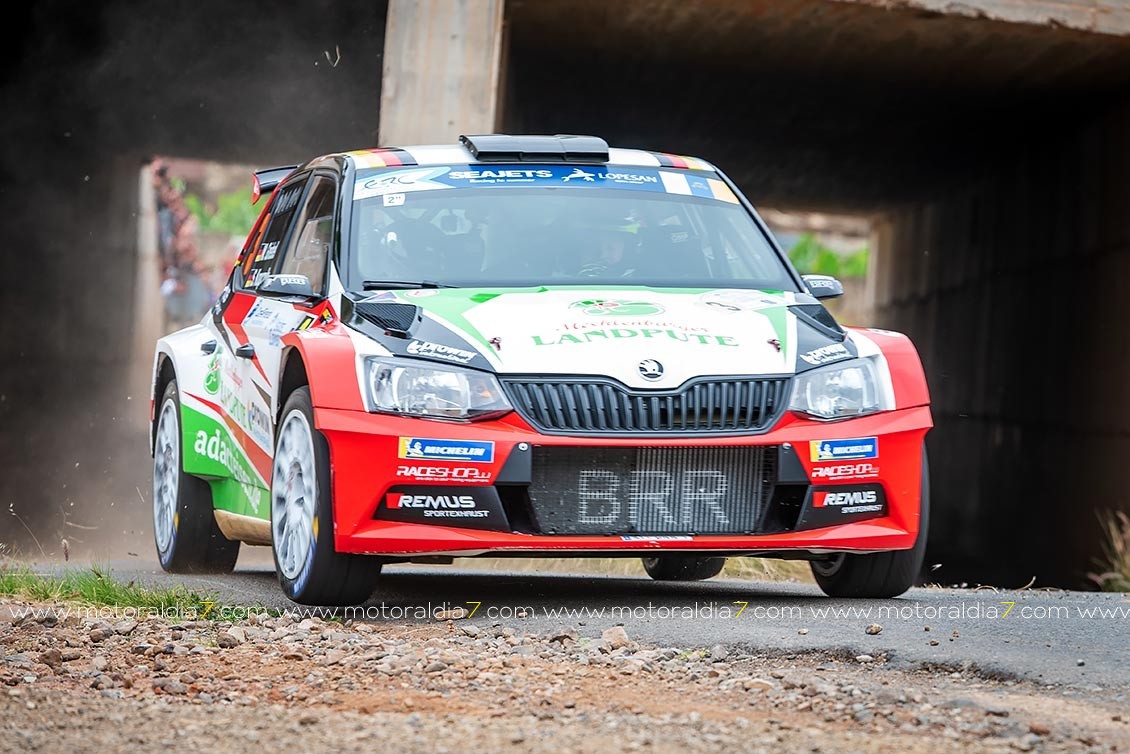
xmin=810 ymin=449 xmax=930 ymax=598
xmin=271 ymin=387 xmax=380 ymax=606
xmin=642 ymin=556 xmax=726 ymax=581
xmin=152 ymin=380 xmax=240 ymax=574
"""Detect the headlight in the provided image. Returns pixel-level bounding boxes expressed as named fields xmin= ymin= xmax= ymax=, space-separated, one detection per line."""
xmin=364 ymin=356 xmax=512 ymax=421
xmin=789 ymin=357 xmax=892 ymax=421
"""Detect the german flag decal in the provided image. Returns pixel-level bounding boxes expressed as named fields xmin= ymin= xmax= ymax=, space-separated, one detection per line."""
xmin=348 ymin=148 xmax=417 ymax=169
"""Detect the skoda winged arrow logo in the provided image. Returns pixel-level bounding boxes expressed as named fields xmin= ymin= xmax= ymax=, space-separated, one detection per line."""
xmin=638 ymin=359 xmax=664 ymax=381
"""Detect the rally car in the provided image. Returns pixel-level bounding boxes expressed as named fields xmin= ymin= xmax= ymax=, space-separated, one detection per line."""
xmin=150 ymin=134 xmax=931 ymax=605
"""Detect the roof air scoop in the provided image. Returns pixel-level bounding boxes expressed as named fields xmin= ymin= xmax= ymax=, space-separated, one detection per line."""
xmin=459 ymin=134 xmax=609 ymax=164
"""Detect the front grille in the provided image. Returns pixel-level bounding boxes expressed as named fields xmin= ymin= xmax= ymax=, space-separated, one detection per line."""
xmin=528 ymin=446 xmax=774 ymax=535
xmin=501 ymin=376 xmax=789 ymax=435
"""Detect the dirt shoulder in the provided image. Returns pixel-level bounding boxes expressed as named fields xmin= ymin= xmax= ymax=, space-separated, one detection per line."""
xmin=1 ymin=598 xmax=1127 ymax=753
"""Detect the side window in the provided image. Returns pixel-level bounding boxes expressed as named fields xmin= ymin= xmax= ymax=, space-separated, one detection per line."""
xmin=274 ymin=175 xmax=336 ymax=293
xmin=239 ymin=177 xmax=308 ymax=289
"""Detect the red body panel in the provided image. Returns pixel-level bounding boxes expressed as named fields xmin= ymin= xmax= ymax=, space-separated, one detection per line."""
xmin=317 ymin=404 xmax=930 ymax=556
xmin=288 ymin=316 xmax=932 ymax=559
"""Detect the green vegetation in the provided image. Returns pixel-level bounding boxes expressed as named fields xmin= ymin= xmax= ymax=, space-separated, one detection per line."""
xmin=184 ymin=187 xmax=259 ymax=236
xmin=786 ymin=233 xmax=869 ymax=279
xmin=0 ymin=564 xmax=219 ymax=613
xmin=1090 ymin=511 xmax=1130 ymax=592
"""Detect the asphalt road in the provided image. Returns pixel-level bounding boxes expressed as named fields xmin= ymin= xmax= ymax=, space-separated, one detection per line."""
xmin=66 ymin=557 xmax=1130 ymax=692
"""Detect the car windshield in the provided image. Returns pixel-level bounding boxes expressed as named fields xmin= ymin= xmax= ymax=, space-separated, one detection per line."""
xmin=344 ymin=164 xmax=797 ymax=291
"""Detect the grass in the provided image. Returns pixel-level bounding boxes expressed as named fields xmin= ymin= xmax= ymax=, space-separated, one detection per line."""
xmin=455 ymin=556 xmax=814 ymax=583
xmin=1089 ymin=511 xmax=1130 ymax=592
xmin=0 ymin=562 xmax=221 ymax=615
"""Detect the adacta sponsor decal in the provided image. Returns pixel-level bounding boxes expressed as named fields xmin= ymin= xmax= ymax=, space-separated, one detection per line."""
xmin=569 ymin=299 xmax=664 ymax=316
xmin=193 ymin=428 xmax=261 ymax=513
xmin=799 ymin=343 xmax=851 ymax=366
xmin=398 ymin=437 xmax=495 ymax=463
xmin=396 ymin=465 xmax=494 ymax=483
xmin=809 ymin=437 xmax=878 ymax=462
xmin=406 ymin=339 xmax=476 ymax=364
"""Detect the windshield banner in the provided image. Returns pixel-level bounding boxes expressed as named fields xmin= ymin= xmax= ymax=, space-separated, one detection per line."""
xmin=354 ymin=164 xmax=738 ymax=204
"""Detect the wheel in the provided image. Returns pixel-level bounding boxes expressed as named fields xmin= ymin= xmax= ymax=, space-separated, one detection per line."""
xmin=271 ymin=386 xmax=380 ymax=606
xmin=152 ymin=380 xmax=240 ymax=573
xmin=642 ymin=555 xmax=727 ymax=581
xmin=810 ymin=449 xmax=930 ymax=598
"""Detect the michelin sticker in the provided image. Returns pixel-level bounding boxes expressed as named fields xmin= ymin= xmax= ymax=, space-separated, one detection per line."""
xmin=398 ymin=437 xmax=495 ymax=464
xmin=810 ymin=438 xmax=879 ymax=462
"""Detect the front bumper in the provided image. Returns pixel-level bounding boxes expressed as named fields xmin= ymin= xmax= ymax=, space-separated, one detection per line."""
xmin=316 ymin=405 xmax=931 ymax=557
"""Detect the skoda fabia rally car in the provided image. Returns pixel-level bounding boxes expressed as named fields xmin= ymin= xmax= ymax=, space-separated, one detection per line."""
xmin=150 ymin=134 xmax=931 ymax=605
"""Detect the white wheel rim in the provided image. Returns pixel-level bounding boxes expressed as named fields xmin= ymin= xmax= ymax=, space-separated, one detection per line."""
xmin=272 ymin=410 xmax=317 ymax=580
xmin=153 ymin=398 xmax=179 ymax=554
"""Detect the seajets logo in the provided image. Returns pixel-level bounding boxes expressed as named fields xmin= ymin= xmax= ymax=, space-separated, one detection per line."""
xmin=449 ymin=168 xmax=554 ymax=181
xmin=407 ymin=339 xmax=476 ymax=364
xmin=800 ymin=343 xmax=851 ymax=366
xmin=810 ymin=437 xmax=879 ymax=462
xmin=398 ymin=437 xmax=495 ymax=463
xmin=570 ymin=299 xmax=665 ymax=316
xmin=815 ymin=490 xmax=878 ymax=508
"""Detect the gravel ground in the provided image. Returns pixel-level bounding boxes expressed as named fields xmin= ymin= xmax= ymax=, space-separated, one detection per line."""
xmin=2 ymin=598 xmax=1128 ymax=753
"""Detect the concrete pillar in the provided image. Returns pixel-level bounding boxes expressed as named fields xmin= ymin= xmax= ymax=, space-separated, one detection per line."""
xmin=379 ymin=0 xmax=506 ymax=146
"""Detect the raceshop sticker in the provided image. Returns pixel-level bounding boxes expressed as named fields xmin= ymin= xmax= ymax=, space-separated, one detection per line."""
xmin=799 ymin=343 xmax=852 ymax=366
xmin=398 ymin=437 xmax=495 ymax=463
xmin=810 ymin=437 xmax=879 ymax=462
xmin=406 ymin=339 xmax=477 ymax=364
xmin=396 ymin=464 xmax=494 ymax=484
xmin=810 ymin=462 xmax=879 ymax=480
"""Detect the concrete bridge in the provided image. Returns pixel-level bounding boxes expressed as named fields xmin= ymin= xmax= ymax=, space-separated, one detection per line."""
xmin=3 ymin=0 xmax=1130 ymax=585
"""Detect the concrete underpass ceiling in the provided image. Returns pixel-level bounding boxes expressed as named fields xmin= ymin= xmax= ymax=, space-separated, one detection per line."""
xmin=504 ymin=0 xmax=1130 ymax=211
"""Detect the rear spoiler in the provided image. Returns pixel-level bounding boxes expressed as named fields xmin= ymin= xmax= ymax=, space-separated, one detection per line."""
xmin=251 ymin=165 xmax=298 ymax=204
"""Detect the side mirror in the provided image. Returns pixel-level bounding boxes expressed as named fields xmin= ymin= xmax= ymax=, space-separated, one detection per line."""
xmin=802 ymin=274 xmax=844 ymax=300
xmin=257 ymin=274 xmax=317 ymax=299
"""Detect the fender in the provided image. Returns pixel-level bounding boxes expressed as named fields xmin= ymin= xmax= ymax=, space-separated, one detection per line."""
xmin=846 ymin=326 xmax=930 ymax=410
xmin=150 ymin=323 xmax=216 ymax=453
xmin=278 ymin=321 xmax=368 ymax=415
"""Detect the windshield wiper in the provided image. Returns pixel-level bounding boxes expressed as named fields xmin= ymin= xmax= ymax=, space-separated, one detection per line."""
xmin=360 ymin=280 xmax=454 ymax=291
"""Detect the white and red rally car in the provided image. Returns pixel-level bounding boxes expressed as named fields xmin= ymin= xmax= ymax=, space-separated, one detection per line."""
xmin=151 ymin=135 xmax=932 ymax=605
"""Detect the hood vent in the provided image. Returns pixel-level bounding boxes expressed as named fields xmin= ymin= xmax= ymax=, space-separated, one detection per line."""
xmin=354 ymin=302 xmax=420 ymax=337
